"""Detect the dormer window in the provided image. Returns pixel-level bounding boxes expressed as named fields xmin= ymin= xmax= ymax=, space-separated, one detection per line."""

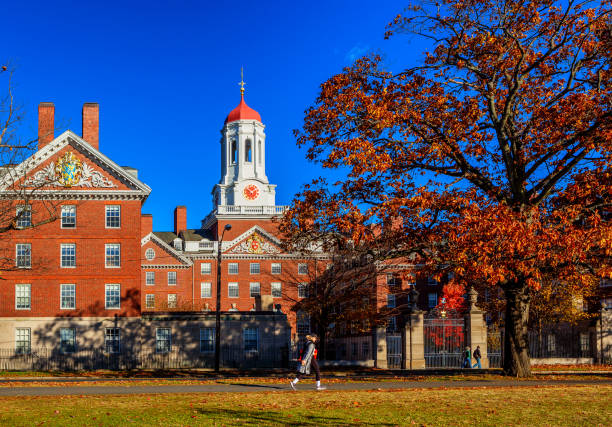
xmin=173 ymin=240 xmax=182 ymax=251
xmin=245 ymin=139 xmax=252 ymax=162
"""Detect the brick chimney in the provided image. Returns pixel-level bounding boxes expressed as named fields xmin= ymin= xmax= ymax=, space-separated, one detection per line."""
xmin=141 ymin=214 xmax=153 ymax=238
xmin=82 ymin=103 xmax=99 ymax=150
xmin=174 ymin=206 xmax=187 ymax=236
xmin=38 ymin=102 xmax=55 ymax=150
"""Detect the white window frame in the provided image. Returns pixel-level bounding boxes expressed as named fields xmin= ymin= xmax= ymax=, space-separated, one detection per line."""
xmin=16 ymin=205 xmax=32 ymax=228
xmin=298 ymin=283 xmax=309 ymax=299
xmin=15 ymin=284 xmax=31 ymax=310
xmin=146 ymin=271 xmax=155 ymax=285
xmin=250 ymin=282 xmax=260 ymax=297
xmin=271 ymin=263 xmax=281 ymax=275
xmin=61 ymin=205 xmax=76 ymax=229
xmin=105 ymin=327 xmax=121 ymax=354
xmin=580 ymin=333 xmax=590 ymax=353
xmin=298 ymin=263 xmax=308 ymax=275
xmin=105 ymin=244 xmax=121 ymax=268
xmin=59 ymin=327 xmax=76 ymax=353
xmin=200 ymin=327 xmax=215 ymax=353
xmin=228 ymin=263 xmax=238 ymax=275
xmin=250 ymin=263 xmax=260 ymax=275
xmin=228 ymin=282 xmax=239 ymax=298
xmin=145 ymin=248 xmax=155 ymax=260
xmin=145 ymin=294 xmax=155 ymax=309
xmin=167 ymin=271 xmax=177 ymax=286
xmin=156 ymin=328 xmax=171 ymax=353
xmin=201 ymin=262 xmax=212 ymax=275
xmin=60 ymin=243 xmax=76 ymax=268
xmin=201 ymin=282 xmax=212 ymax=298
xmin=60 ymin=284 xmax=76 ymax=309
xmin=105 ymin=284 xmax=121 ymax=309
xmin=105 ymin=205 xmax=121 ymax=229
xmin=16 ymin=243 xmax=31 ymax=268
xmin=15 ymin=328 xmax=31 ymax=354
xmin=386 ymin=274 xmax=397 ymax=287
xmin=167 ymin=294 xmax=177 ymax=308
xmin=243 ymin=327 xmax=258 ymax=352
xmin=271 ymin=282 xmax=282 ymax=298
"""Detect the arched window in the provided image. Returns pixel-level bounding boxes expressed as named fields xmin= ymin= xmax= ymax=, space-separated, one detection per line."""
xmin=258 ymin=140 xmax=262 ymax=164
xmin=245 ymin=140 xmax=252 ymax=162
xmin=231 ymin=141 xmax=237 ymax=164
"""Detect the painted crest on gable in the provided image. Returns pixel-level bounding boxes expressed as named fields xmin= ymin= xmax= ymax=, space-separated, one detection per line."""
xmin=24 ymin=151 xmax=117 ymax=188
xmin=228 ymin=232 xmax=281 ymax=254
xmin=56 ymin=152 xmax=82 ymax=187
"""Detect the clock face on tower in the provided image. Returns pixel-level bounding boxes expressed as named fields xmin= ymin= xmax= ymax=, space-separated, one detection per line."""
xmin=243 ymin=184 xmax=260 ymax=201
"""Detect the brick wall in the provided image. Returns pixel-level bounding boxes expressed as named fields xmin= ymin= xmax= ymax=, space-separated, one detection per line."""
xmin=0 ymin=199 xmax=142 ymax=317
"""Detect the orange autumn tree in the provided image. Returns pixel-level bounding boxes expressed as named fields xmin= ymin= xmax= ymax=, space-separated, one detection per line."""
xmin=281 ymin=0 xmax=611 ymax=377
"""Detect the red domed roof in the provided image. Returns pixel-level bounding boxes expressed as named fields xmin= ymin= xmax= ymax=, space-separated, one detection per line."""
xmin=225 ymin=95 xmax=261 ymax=124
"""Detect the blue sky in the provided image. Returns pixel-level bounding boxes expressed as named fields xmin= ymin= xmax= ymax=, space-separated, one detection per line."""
xmin=4 ymin=0 xmax=423 ymax=231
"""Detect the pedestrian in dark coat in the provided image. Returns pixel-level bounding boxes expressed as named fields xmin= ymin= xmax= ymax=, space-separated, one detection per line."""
xmin=290 ymin=334 xmax=326 ymax=390
xmin=462 ymin=346 xmax=472 ymax=368
xmin=472 ymin=345 xmax=482 ymax=369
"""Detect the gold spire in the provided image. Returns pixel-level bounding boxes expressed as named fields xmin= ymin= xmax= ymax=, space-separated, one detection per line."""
xmin=239 ymin=67 xmax=246 ymax=96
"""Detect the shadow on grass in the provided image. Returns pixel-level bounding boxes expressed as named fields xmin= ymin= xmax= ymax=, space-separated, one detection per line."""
xmin=215 ymin=381 xmax=285 ymax=390
xmin=196 ymin=407 xmax=393 ymax=426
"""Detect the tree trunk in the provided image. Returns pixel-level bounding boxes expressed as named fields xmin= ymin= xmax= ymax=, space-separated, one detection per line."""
xmin=503 ymin=283 xmax=532 ymax=377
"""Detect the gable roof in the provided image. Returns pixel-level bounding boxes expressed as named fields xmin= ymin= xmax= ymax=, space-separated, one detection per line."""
xmin=224 ymin=225 xmax=283 ymax=255
xmin=0 ymin=130 xmax=151 ymax=198
xmin=142 ymin=232 xmax=192 ymax=266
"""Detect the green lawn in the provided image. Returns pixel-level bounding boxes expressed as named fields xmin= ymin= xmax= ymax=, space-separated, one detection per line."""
xmin=0 ymin=385 xmax=609 ymax=426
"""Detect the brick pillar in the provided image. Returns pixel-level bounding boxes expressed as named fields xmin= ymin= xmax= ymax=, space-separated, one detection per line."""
xmin=374 ymin=327 xmax=387 ymax=369
xmin=82 ymin=103 xmax=99 ymax=150
xmin=38 ymin=102 xmax=55 ymax=150
xmin=465 ymin=287 xmax=489 ymax=368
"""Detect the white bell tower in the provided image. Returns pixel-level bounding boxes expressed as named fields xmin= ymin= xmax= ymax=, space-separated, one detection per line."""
xmin=212 ymin=75 xmax=276 ymax=208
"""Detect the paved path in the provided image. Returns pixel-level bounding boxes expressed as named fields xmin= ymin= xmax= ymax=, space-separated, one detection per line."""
xmin=0 ymin=378 xmax=609 ymax=396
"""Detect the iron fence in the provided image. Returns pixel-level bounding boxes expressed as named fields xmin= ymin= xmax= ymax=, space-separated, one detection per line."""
xmin=529 ymin=327 xmax=595 ymax=359
xmin=330 ymin=336 xmax=373 ymax=361
xmin=0 ymin=346 xmax=289 ymax=371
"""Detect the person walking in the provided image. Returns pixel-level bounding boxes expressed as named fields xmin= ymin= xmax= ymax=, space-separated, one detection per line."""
xmin=462 ymin=346 xmax=472 ymax=368
xmin=290 ymin=334 xmax=326 ymax=391
xmin=472 ymin=345 xmax=482 ymax=369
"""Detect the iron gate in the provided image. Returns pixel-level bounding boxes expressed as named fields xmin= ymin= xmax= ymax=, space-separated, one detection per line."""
xmin=487 ymin=328 xmax=503 ymax=368
xmin=424 ymin=316 xmax=465 ymax=368
xmin=386 ymin=334 xmax=402 ymax=369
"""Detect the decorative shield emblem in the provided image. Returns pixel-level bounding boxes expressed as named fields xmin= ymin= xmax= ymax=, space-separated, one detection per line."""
xmin=55 ymin=152 xmax=82 ymax=187
xmin=247 ymin=234 xmax=264 ymax=254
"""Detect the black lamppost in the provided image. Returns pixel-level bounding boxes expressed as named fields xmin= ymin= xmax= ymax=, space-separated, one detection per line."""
xmin=215 ymin=223 xmax=232 ymax=372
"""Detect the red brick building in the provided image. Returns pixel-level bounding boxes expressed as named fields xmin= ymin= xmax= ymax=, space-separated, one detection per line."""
xmin=0 ymin=91 xmax=446 ymax=360
xmin=0 ymin=102 xmax=150 ymax=352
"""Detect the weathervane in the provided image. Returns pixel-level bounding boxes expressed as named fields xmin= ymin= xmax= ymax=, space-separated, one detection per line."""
xmin=239 ymin=67 xmax=246 ymax=95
